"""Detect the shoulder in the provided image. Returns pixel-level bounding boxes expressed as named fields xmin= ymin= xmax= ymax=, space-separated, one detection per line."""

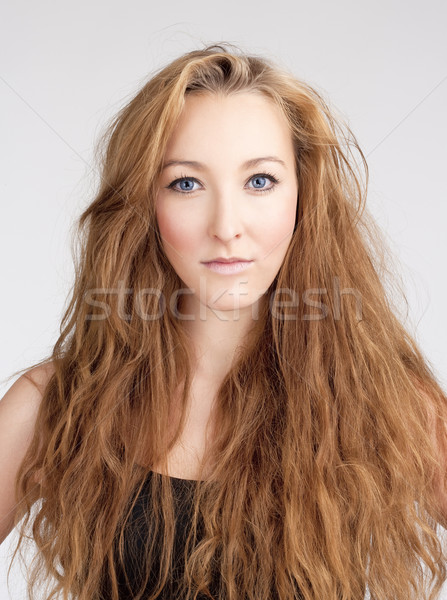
xmin=21 ymin=361 xmax=56 ymax=395
xmin=412 ymin=377 xmax=447 ymax=527
xmin=0 ymin=362 xmax=55 ymax=544
xmin=0 ymin=361 xmax=55 ymax=417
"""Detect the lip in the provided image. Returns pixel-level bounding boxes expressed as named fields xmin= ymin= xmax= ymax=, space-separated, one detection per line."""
xmin=202 ymin=260 xmax=254 ymax=275
xmin=203 ymin=256 xmax=251 ymax=263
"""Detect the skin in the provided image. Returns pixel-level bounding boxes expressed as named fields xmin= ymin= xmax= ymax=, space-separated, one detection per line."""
xmin=155 ymin=91 xmax=298 ymax=384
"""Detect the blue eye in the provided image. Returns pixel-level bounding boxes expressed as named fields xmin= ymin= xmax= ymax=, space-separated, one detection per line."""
xmin=248 ymin=174 xmax=276 ymax=192
xmin=166 ymin=172 xmax=280 ymax=195
xmin=169 ymin=176 xmax=198 ymax=193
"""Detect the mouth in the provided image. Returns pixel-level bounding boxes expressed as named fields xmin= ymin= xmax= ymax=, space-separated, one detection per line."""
xmin=202 ymin=256 xmax=252 ymax=263
xmin=201 ymin=259 xmax=254 ymax=275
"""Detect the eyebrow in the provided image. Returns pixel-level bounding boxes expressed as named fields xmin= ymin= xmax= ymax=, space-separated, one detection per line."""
xmin=162 ymin=156 xmax=287 ymax=171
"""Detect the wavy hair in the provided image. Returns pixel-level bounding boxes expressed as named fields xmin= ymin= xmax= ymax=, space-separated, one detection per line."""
xmin=5 ymin=41 xmax=447 ymax=600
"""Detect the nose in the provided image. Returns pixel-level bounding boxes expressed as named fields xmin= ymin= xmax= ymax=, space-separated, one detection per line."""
xmin=206 ymin=189 xmax=243 ymax=242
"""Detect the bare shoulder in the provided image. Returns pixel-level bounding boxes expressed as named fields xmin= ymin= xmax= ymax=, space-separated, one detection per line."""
xmin=21 ymin=361 xmax=56 ymax=395
xmin=0 ymin=362 xmax=55 ymax=544
xmin=0 ymin=362 xmax=55 ymax=412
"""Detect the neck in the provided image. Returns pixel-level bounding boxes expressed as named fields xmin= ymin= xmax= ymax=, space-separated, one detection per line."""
xmin=178 ymin=294 xmax=265 ymax=381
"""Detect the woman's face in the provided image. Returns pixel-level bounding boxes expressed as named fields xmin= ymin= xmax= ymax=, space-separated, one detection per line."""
xmin=155 ymin=91 xmax=298 ymax=317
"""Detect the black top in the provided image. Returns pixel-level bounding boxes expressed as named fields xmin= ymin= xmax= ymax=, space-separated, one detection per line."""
xmin=100 ymin=471 xmax=304 ymax=599
xmin=100 ymin=471 xmax=219 ymax=599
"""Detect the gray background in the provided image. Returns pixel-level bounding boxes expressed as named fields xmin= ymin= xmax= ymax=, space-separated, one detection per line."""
xmin=1 ymin=0 xmax=446 ymax=597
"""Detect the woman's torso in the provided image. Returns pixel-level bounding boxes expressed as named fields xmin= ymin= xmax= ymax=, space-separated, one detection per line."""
xmin=101 ymin=469 xmax=219 ymax=599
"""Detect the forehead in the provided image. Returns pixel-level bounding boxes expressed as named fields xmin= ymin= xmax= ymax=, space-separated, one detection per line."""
xmin=163 ymin=91 xmax=294 ymax=163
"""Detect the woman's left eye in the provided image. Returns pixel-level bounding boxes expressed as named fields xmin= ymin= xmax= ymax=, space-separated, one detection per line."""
xmin=247 ymin=173 xmax=279 ymax=193
xmin=166 ymin=172 xmax=280 ymax=195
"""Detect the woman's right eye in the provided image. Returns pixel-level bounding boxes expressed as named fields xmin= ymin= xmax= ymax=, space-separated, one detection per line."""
xmin=166 ymin=176 xmax=200 ymax=195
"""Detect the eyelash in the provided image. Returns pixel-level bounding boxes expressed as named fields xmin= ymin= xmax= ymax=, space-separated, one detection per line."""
xmin=166 ymin=171 xmax=280 ymax=195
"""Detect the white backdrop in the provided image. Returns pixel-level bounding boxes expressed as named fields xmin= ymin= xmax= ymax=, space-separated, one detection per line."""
xmin=1 ymin=0 xmax=446 ymax=597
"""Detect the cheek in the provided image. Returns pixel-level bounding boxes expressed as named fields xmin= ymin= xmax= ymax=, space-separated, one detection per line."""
xmin=156 ymin=205 xmax=199 ymax=256
xmin=258 ymin=199 xmax=297 ymax=253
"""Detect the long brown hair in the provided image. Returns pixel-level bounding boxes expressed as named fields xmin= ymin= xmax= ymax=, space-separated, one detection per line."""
xmin=5 ymin=41 xmax=447 ymax=600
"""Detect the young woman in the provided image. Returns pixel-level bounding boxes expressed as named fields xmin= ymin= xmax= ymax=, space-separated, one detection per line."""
xmin=1 ymin=42 xmax=446 ymax=600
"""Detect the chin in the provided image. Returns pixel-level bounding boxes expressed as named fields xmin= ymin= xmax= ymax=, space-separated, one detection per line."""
xmin=204 ymin=296 xmax=258 ymax=314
